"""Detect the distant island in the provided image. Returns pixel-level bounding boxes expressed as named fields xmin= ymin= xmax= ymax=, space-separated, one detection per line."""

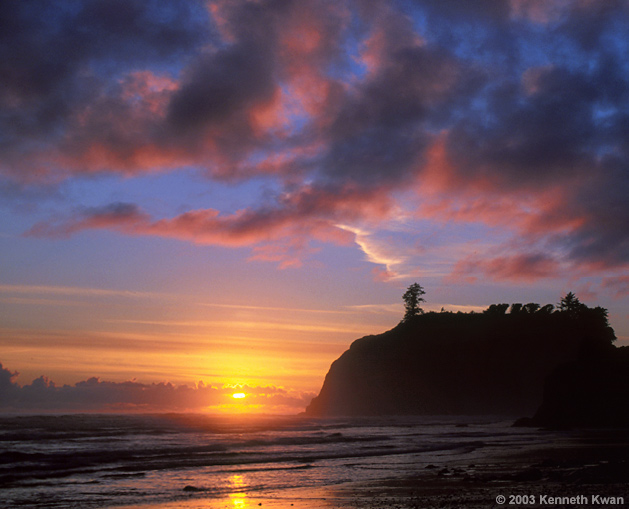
xmin=306 ymin=288 xmax=629 ymax=426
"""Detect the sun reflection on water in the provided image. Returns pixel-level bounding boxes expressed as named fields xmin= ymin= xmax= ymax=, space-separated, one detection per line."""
xmin=228 ymin=474 xmax=248 ymax=508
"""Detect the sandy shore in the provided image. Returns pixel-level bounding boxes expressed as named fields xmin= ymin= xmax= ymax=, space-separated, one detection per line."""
xmin=324 ymin=428 xmax=629 ymax=509
xmin=118 ymin=429 xmax=629 ymax=509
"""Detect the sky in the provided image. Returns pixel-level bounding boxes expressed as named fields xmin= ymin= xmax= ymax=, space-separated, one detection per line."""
xmin=1 ymin=0 xmax=629 ymax=414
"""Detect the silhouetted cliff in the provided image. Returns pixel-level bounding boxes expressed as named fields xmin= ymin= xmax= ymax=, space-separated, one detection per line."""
xmin=525 ymin=345 xmax=629 ymax=428
xmin=306 ymin=306 xmax=616 ymax=416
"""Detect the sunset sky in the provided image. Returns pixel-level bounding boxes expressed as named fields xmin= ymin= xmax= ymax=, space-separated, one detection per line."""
xmin=1 ymin=0 xmax=629 ymax=413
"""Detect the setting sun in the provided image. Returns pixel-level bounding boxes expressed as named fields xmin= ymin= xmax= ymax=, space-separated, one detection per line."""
xmin=232 ymin=392 xmax=246 ymax=399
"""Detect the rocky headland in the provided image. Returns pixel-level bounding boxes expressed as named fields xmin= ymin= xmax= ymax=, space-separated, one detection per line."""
xmin=306 ymin=301 xmax=622 ymax=422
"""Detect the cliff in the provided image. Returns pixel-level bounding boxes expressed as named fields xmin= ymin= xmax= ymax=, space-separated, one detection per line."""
xmin=306 ymin=306 xmax=616 ymax=417
xmin=525 ymin=345 xmax=629 ymax=428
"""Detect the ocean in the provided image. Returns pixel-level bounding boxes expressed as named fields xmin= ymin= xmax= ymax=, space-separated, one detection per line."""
xmin=0 ymin=414 xmax=572 ymax=508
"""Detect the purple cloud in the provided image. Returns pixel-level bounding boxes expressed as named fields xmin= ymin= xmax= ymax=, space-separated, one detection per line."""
xmin=1 ymin=0 xmax=628 ymax=279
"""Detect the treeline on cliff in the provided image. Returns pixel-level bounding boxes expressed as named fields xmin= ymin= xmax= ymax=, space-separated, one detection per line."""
xmin=306 ymin=298 xmax=617 ymax=417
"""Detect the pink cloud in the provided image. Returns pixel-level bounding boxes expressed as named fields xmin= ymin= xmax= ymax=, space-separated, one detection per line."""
xmin=414 ymin=133 xmax=627 ymax=281
xmin=417 ymin=134 xmax=586 ymax=236
xmin=4 ymin=0 xmax=629 ymax=282
xmin=449 ymin=252 xmax=562 ymax=283
xmin=26 ymin=184 xmax=393 ymax=266
xmin=2 ymin=2 xmax=347 ymax=183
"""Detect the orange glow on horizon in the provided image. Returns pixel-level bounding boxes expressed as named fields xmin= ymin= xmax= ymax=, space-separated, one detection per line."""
xmin=0 ymin=281 xmax=397 ymax=414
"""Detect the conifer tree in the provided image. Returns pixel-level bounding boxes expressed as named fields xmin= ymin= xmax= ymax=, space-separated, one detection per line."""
xmin=403 ymin=283 xmax=425 ymax=321
xmin=558 ymin=292 xmax=585 ymax=317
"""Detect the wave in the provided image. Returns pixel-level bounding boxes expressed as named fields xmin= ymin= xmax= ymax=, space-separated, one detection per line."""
xmin=2 ymin=414 xmax=559 ymax=509
xmin=0 ymin=413 xmax=511 ymax=502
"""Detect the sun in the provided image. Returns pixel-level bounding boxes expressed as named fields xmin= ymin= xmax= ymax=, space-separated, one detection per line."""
xmin=232 ymin=392 xmax=246 ymax=399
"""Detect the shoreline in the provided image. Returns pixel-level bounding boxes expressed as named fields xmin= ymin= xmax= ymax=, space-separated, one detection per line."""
xmin=116 ymin=428 xmax=629 ymax=509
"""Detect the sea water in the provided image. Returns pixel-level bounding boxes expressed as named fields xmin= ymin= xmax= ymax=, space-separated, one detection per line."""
xmin=0 ymin=414 xmax=554 ymax=508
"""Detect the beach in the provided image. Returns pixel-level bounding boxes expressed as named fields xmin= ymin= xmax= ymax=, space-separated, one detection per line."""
xmin=2 ymin=414 xmax=628 ymax=508
xmin=327 ymin=430 xmax=629 ymax=509
xmin=114 ymin=428 xmax=629 ymax=509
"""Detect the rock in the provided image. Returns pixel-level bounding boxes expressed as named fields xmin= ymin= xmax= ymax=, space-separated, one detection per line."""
xmin=530 ymin=346 xmax=629 ymax=428
xmin=306 ymin=309 xmax=615 ymax=417
xmin=512 ymin=417 xmax=535 ymax=427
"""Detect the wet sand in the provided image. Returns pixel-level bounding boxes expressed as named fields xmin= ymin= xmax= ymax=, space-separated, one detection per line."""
xmin=325 ymin=429 xmax=629 ymax=509
xmin=118 ymin=429 xmax=629 ymax=509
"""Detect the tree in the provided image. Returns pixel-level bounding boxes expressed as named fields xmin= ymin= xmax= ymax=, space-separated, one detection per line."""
xmin=510 ymin=303 xmax=523 ymax=314
xmin=403 ymin=283 xmax=425 ymax=321
xmin=484 ymin=303 xmax=509 ymax=315
xmin=538 ymin=304 xmax=555 ymax=315
xmin=523 ymin=303 xmax=540 ymax=314
xmin=558 ymin=292 xmax=586 ymax=318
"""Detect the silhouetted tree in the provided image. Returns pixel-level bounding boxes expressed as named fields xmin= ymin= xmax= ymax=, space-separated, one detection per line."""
xmin=510 ymin=303 xmax=523 ymax=314
xmin=558 ymin=292 xmax=586 ymax=318
xmin=592 ymin=306 xmax=610 ymax=326
xmin=484 ymin=303 xmax=509 ymax=315
xmin=558 ymin=291 xmax=578 ymax=310
xmin=523 ymin=303 xmax=540 ymax=314
xmin=538 ymin=304 xmax=555 ymax=314
xmin=403 ymin=283 xmax=425 ymax=321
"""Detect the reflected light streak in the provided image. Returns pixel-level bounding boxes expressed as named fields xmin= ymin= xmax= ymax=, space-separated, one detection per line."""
xmin=228 ymin=474 xmax=248 ymax=508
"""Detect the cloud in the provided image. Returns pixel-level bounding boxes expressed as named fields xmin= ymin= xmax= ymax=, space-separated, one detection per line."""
xmin=167 ymin=41 xmax=276 ymax=135
xmin=0 ymin=283 xmax=167 ymax=300
xmin=0 ymin=0 xmax=348 ymax=183
xmin=336 ymin=224 xmax=412 ymax=279
xmin=0 ymin=0 xmax=211 ymax=180
xmin=27 ymin=202 xmax=150 ymax=238
xmin=449 ymin=252 xmax=562 ymax=284
xmin=2 ymin=0 xmax=629 ymax=281
xmin=0 ymin=362 xmax=313 ymax=413
xmin=26 ymin=184 xmax=391 ymax=265
xmin=418 ymin=60 xmax=629 ymax=276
